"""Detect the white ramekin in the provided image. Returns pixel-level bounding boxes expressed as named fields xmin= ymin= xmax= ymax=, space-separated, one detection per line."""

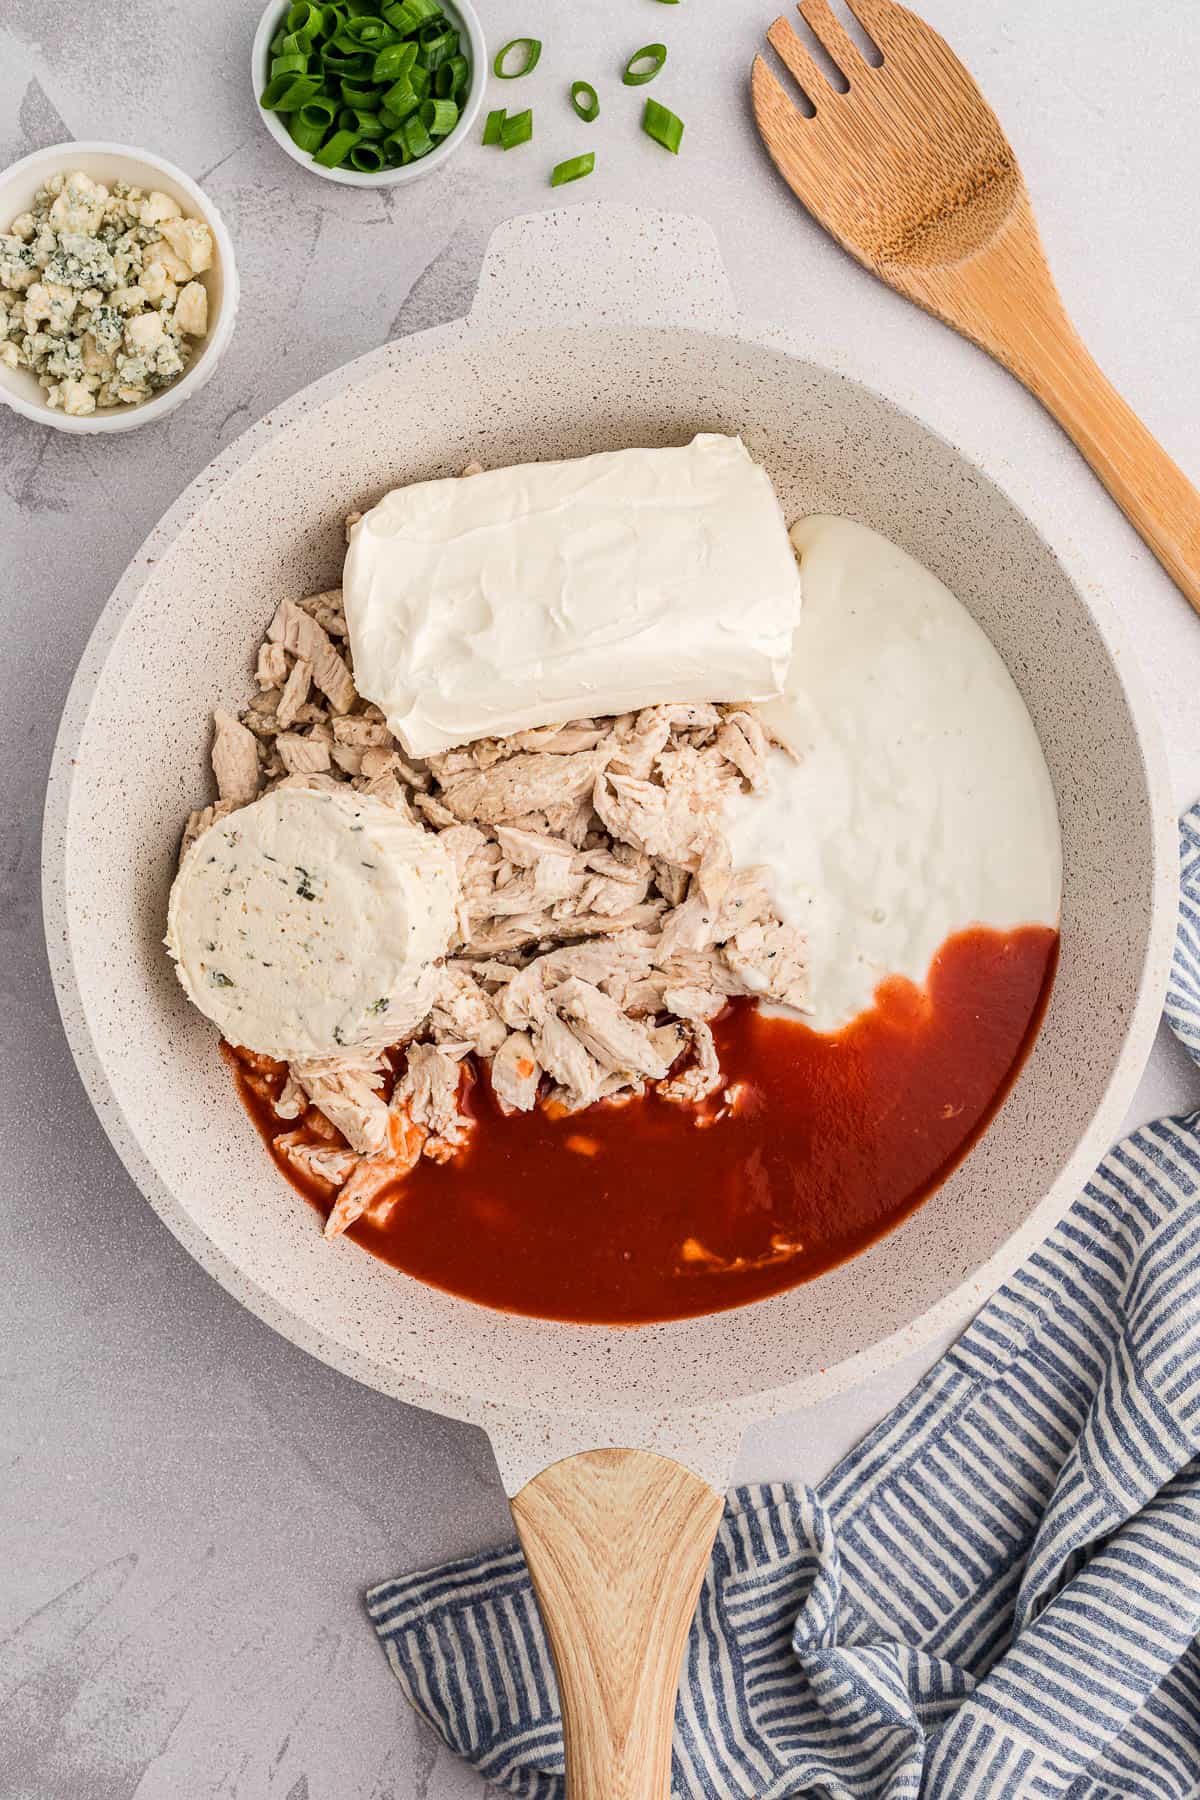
xmin=251 ymin=0 xmax=486 ymax=187
xmin=0 ymin=141 xmax=239 ymax=436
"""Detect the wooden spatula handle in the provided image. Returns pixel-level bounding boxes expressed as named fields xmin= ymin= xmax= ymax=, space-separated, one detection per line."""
xmin=941 ymin=222 xmax=1200 ymax=616
xmin=1016 ymin=325 xmax=1200 ymax=616
xmin=511 ymin=1448 xmax=725 ymax=1800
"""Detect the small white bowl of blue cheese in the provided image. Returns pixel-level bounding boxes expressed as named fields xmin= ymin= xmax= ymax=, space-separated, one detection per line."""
xmin=0 ymin=141 xmax=238 ymax=433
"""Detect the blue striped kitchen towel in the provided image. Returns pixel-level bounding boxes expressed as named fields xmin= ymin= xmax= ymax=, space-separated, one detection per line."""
xmin=367 ymin=805 xmax=1200 ymax=1800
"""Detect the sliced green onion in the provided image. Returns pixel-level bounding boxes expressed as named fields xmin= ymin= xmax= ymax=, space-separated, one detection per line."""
xmin=402 ymin=111 xmax=434 ymax=157
xmin=550 ymin=152 xmax=595 ymax=186
xmin=347 ymin=105 xmax=386 ymax=136
xmin=380 ymin=75 xmax=418 ymax=114
xmin=494 ymin=36 xmax=541 ymax=79
xmin=372 ymin=38 xmax=417 ymax=80
xmin=261 ymin=0 xmax=465 ymax=169
xmin=500 ymin=106 xmax=533 ymax=149
xmin=623 ymin=43 xmax=667 ymax=85
xmin=435 ymin=52 xmax=468 ymax=97
xmin=642 ymin=96 xmax=683 ymax=152
xmin=342 ymin=13 xmax=397 ymax=43
xmin=570 ymin=80 xmax=599 ymax=122
xmin=319 ymin=46 xmax=372 ymax=73
xmin=313 ymin=126 xmax=361 ymax=164
xmin=261 ymin=71 xmax=322 ymax=110
xmin=482 ymin=107 xmax=506 ymax=145
xmin=418 ymin=22 xmax=457 ymax=67
xmin=420 ymin=95 xmax=458 ymax=136
xmin=290 ymin=99 xmax=336 ymax=150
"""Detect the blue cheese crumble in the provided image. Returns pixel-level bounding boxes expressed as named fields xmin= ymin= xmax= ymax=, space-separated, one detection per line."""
xmin=0 ymin=170 xmax=212 ymax=415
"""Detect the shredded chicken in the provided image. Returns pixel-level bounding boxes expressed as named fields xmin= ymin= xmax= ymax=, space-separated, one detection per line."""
xmin=267 ymin=598 xmax=356 ymax=714
xmin=490 ymin=1030 xmax=541 ymax=1114
xmin=211 ymin=709 xmax=259 ymax=805
xmin=324 ymin=1105 xmax=425 ymax=1238
xmin=395 ymin=1041 xmax=472 ymax=1161
xmin=186 ymin=505 xmax=810 ymax=1236
xmin=291 ymin=1054 xmax=390 ymax=1155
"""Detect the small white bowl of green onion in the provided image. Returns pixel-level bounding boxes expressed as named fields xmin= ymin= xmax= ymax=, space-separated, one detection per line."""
xmin=252 ymin=0 xmax=485 ymax=185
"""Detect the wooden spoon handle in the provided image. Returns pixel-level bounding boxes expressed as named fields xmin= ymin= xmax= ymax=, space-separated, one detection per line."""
xmin=954 ymin=233 xmax=1200 ymax=616
xmin=1013 ymin=321 xmax=1200 ymax=616
xmin=511 ymin=1448 xmax=725 ymax=1800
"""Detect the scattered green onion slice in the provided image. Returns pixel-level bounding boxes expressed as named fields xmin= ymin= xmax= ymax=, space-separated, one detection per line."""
xmin=500 ymin=106 xmax=533 ymax=148
xmin=570 ymin=80 xmax=599 ymax=122
xmin=258 ymin=0 xmax=470 ymax=169
xmin=482 ymin=107 xmax=506 ymax=144
xmin=642 ymin=96 xmax=683 ymax=152
xmin=493 ymin=36 xmax=542 ymax=79
xmin=551 ymin=152 xmax=595 ymax=186
xmin=623 ymin=43 xmax=667 ymax=85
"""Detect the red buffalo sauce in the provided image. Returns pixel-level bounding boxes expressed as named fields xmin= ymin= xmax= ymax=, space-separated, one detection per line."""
xmin=233 ymin=924 xmax=1057 ymax=1324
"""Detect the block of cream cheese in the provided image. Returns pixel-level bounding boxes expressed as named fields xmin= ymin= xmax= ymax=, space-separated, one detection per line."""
xmin=342 ymin=434 xmax=802 ymax=756
xmin=165 ymin=786 xmax=458 ymax=1060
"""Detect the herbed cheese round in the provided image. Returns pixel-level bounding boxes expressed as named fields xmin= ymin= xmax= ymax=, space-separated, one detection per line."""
xmin=165 ymin=787 xmax=458 ymax=1060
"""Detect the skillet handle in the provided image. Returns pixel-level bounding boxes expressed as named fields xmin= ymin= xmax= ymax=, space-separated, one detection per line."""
xmin=511 ymin=1448 xmax=724 ymax=1800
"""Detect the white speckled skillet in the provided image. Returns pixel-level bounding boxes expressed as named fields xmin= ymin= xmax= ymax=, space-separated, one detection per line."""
xmin=43 ymin=207 xmax=1175 ymax=1791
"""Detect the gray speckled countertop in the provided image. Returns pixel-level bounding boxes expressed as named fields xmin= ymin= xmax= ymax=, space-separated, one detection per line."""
xmin=3 ymin=3 xmax=1199 ymax=1794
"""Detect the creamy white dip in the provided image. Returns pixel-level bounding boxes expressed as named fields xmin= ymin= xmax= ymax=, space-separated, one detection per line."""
xmin=727 ymin=516 xmax=1062 ymax=1033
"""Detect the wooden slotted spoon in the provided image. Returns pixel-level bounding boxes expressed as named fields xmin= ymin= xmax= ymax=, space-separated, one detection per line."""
xmin=751 ymin=0 xmax=1200 ymax=616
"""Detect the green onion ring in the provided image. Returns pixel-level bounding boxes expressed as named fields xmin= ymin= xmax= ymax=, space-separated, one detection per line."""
xmin=380 ymin=75 xmax=418 ymax=113
xmin=349 ymin=140 xmax=387 ymax=169
xmin=289 ymin=99 xmax=335 ymax=150
xmin=482 ymin=107 xmax=506 ymax=145
xmin=261 ymin=71 xmax=321 ymax=109
xmin=313 ymin=126 xmax=361 ymax=164
xmin=493 ymin=37 xmax=541 ymax=79
xmin=623 ymin=43 xmax=667 ymax=86
xmin=402 ymin=111 xmax=434 ymax=157
xmin=420 ymin=95 xmax=459 ymax=136
xmin=417 ymin=24 xmax=458 ymax=68
xmin=441 ymin=53 xmax=468 ymax=96
xmin=570 ymin=80 xmax=599 ymax=122
xmin=500 ymin=106 xmax=533 ymax=148
xmin=642 ymin=96 xmax=684 ymax=152
xmin=348 ymin=106 xmax=386 ymax=137
xmin=372 ymin=39 xmax=417 ymax=80
xmin=550 ymin=151 xmax=595 ymax=186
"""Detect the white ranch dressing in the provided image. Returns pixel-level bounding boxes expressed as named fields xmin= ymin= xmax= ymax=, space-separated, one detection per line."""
xmin=727 ymin=516 xmax=1062 ymax=1034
